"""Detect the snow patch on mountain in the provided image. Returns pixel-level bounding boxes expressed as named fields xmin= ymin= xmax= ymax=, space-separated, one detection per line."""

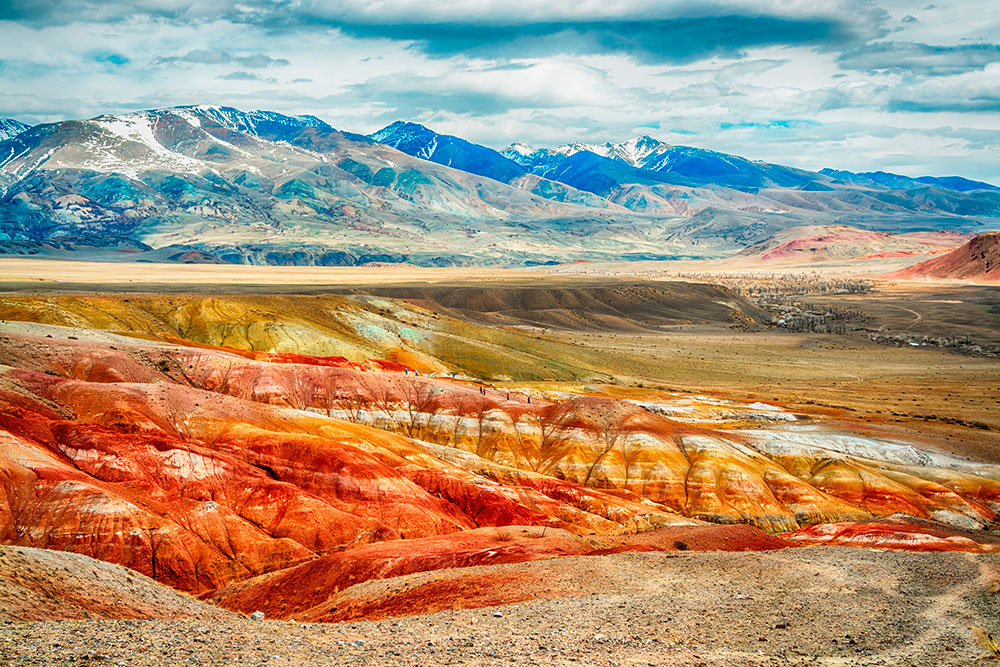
xmin=84 ymin=113 xmax=204 ymax=178
xmin=504 ymin=136 xmax=670 ymax=169
xmin=0 ymin=118 xmax=31 ymax=142
xmin=189 ymin=106 xmax=331 ymax=137
xmin=585 ymin=136 xmax=671 ymax=167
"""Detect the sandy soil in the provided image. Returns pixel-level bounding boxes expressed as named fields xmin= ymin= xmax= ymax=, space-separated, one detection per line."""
xmin=2 ymin=547 xmax=998 ymax=666
xmin=0 ymin=257 xmax=546 ymax=287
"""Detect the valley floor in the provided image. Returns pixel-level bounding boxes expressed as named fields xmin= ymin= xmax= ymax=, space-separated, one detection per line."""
xmin=3 ymin=548 xmax=998 ymax=666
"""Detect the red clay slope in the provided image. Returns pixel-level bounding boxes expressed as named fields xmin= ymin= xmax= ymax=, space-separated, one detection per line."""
xmin=736 ymin=225 xmax=968 ymax=265
xmin=782 ymin=515 xmax=1000 ymax=552
xmin=211 ymin=523 xmax=794 ymax=621
xmin=889 ymin=231 xmax=1000 ymax=282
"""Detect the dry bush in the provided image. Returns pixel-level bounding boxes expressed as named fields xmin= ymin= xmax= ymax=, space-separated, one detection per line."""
xmin=493 ymin=527 xmax=515 ymax=542
xmin=974 ymin=627 xmax=1000 ymax=660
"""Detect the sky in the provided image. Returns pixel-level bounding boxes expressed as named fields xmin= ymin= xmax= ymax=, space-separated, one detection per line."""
xmin=1 ymin=0 xmax=998 ymax=182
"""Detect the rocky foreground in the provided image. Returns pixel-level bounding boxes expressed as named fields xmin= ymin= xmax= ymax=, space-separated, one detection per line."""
xmin=2 ymin=547 xmax=998 ymax=666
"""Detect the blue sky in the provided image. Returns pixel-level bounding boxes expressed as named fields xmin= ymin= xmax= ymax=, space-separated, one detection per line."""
xmin=1 ymin=0 xmax=998 ymax=181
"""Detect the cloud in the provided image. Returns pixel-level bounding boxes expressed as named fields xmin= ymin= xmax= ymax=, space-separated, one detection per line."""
xmin=342 ymin=61 xmax=623 ymax=116
xmin=0 ymin=0 xmax=998 ymax=182
xmin=217 ymin=71 xmax=277 ymax=82
xmin=888 ymin=64 xmax=1000 ymax=112
xmin=837 ymin=42 xmax=1000 ymax=75
xmin=0 ymin=91 xmax=96 ymax=123
xmin=2 ymin=1 xmax=886 ymax=65
xmin=156 ymin=49 xmax=290 ymax=69
xmin=329 ymin=16 xmax=866 ymax=65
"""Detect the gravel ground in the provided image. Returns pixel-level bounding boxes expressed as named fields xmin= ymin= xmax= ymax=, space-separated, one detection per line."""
xmin=0 ymin=546 xmax=229 ymax=622
xmin=2 ymin=547 xmax=999 ymax=666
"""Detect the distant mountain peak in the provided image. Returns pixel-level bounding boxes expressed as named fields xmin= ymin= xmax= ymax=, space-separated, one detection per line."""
xmin=503 ymin=142 xmax=536 ymax=157
xmin=820 ymin=167 xmax=998 ymax=193
xmin=369 ymin=121 xmax=444 ymax=161
xmin=370 ymin=120 xmax=436 ymax=144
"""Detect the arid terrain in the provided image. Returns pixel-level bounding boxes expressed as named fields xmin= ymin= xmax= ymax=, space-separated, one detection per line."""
xmin=4 ymin=2 xmax=1000 ymax=663
xmin=3 ymin=547 xmax=999 ymax=666
xmin=0 ymin=259 xmax=999 ymax=665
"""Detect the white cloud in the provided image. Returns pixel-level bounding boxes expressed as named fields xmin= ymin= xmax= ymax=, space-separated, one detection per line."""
xmin=0 ymin=1 xmax=997 ymax=182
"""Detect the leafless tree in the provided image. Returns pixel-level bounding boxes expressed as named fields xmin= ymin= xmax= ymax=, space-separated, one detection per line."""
xmin=511 ymin=402 xmax=576 ymax=474
xmin=221 ymin=362 xmax=263 ymax=401
xmin=398 ymin=377 xmax=443 ymax=439
xmin=355 ymin=375 xmax=400 ymax=431
xmin=319 ymin=373 xmax=368 ymax=422
xmin=465 ymin=393 xmax=502 ymax=460
xmin=139 ymin=521 xmax=167 ymax=582
xmin=0 ymin=469 xmax=42 ymax=544
xmin=578 ymin=400 xmax=640 ymax=487
xmin=621 ymin=433 xmax=645 ymax=491
xmin=428 ymin=391 xmax=466 ymax=450
xmin=284 ymin=366 xmax=318 ymax=410
xmin=583 ymin=401 xmax=629 ymax=486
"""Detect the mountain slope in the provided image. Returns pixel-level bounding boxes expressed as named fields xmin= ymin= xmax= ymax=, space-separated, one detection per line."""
xmin=0 ymin=118 xmax=30 ymax=141
xmin=915 ymin=175 xmax=999 ymax=192
xmin=0 ymin=546 xmax=232 ymax=621
xmin=0 ymin=300 xmax=998 ymax=599
xmin=889 ymin=231 xmax=1000 ymax=282
xmin=735 ymin=225 xmax=971 ymax=265
xmin=822 ymin=168 xmax=998 ymax=193
xmin=371 ymin=121 xmax=526 ymax=184
xmin=369 ymin=121 xmax=622 ymax=210
xmin=507 ymin=137 xmax=816 ymax=189
xmin=503 ymin=138 xmax=1000 ymax=223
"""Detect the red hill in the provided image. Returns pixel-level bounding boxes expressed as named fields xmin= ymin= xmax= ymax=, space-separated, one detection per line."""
xmin=890 ymin=231 xmax=1000 ymax=282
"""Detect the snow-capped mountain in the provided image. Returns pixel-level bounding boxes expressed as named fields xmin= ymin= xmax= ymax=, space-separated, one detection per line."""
xmin=2 ymin=106 xmax=998 ymax=266
xmin=369 ymin=121 xmax=623 ymax=209
xmin=504 ymin=137 xmax=814 ymax=189
xmin=505 ymin=136 xmax=669 ymax=168
xmin=0 ymin=118 xmax=31 ymax=142
xmin=0 ymin=106 xmax=657 ymax=266
xmin=503 ymin=136 xmax=665 ymax=169
xmin=582 ymin=135 xmax=670 ymax=168
xmin=371 ymin=121 xmax=525 ymax=184
xmin=176 ymin=105 xmax=333 ymax=139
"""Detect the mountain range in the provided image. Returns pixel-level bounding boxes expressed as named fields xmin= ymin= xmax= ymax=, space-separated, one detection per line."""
xmin=1 ymin=106 xmax=998 ymax=266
